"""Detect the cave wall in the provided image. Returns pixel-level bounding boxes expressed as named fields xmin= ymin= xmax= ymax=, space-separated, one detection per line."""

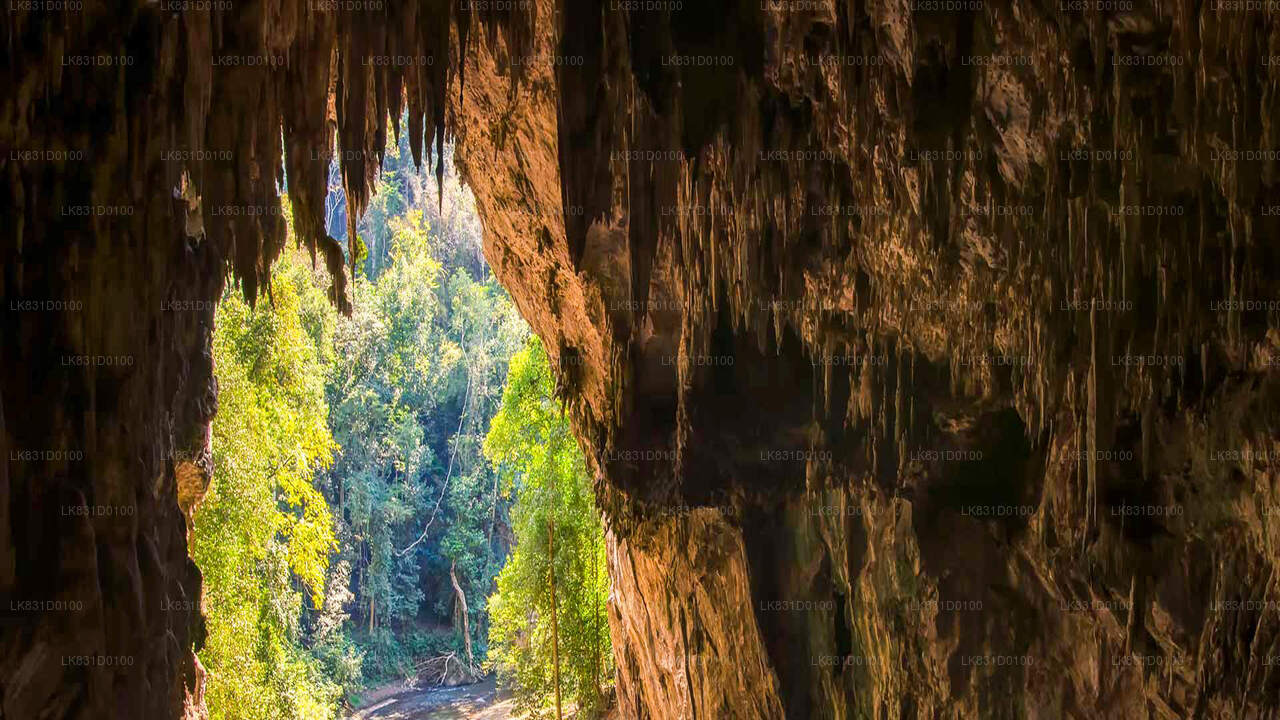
xmin=5 ymin=0 xmax=1280 ymax=718
xmin=0 ymin=0 xmax=529 ymax=716
xmin=461 ymin=1 xmax=1280 ymax=717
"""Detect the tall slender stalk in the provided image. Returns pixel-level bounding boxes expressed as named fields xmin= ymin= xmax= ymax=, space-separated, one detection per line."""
xmin=593 ymin=528 xmax=602 ymax=704
xmin=548 ymin=479 xmax=563 ymax=720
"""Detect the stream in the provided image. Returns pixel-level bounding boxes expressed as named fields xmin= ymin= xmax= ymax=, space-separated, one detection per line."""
xmin=347 ymin=676 xmax=514 ymax=720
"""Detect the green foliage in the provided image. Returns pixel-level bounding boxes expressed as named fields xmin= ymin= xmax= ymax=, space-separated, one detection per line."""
xmin=486 ymin=337 xmax=614 ymax=718
xmin=327 ymin=209 xmax=442 ymax=677
xmin=197 ymin=139 xmax=611 ymax=720
xmin=323 ymin=167 xmax=526 ymax=683
xmin=196 ymin=245 xmax=347 ymax=720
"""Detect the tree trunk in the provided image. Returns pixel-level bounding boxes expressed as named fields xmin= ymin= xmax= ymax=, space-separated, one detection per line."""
xmin=450 ymin=560 xmax=474 ymax=669
xmin=548 ymin=505 xmax=563 ymax=720
xmin=593 ymin=529 xmax=602 ymax=704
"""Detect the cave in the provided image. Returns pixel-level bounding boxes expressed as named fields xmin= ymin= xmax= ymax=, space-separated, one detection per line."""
xmin=4 ymin=0 xmax=1280 ymax=718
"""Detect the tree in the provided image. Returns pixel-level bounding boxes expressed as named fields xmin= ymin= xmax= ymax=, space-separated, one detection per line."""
xmin=195 ymin=243 xmax=345 ymax=720
xmin=324 ymin=210 xmax=442 ymax=675
xmin=322 ymin=174 xmax=525 ymax=682
xmin=485 ymin=337 xmax=614 ymax=718
xmin=198 ymin=140 xmax=535 ymax=717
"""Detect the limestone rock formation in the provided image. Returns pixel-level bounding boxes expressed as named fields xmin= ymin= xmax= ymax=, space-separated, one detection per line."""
xmin=4 ymin=0 xmax=1280 ymax=718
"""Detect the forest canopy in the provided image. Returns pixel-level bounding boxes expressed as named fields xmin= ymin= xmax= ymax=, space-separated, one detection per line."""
xmin=194 ymin=140 xmax=612 ymax=720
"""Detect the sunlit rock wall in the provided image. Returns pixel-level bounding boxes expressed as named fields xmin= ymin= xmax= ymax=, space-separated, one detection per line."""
xmin=462 ymin=1 xmax=1280 ymax=717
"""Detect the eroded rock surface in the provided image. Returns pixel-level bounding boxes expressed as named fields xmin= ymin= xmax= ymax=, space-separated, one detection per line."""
xmin=462 ymin=3 xmax=1280 ymax=717
xmin=1 ymin=1 xmax=528 ymax=716
xmin=4 ymin=1 xmax=1280 ymax=718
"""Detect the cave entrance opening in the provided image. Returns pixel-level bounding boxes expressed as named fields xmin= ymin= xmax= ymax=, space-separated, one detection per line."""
xmin=190 ymin=124 xmax=615 ymax=720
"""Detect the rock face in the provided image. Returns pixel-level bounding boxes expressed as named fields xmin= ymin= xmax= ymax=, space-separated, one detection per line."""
xmin=1 ymin=1 xmax=527 ymax=717
xmin=4 ymin=1 xmax=1280 ymax=718
xmin=463 ymin=3 xmax=1280 ymax=717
